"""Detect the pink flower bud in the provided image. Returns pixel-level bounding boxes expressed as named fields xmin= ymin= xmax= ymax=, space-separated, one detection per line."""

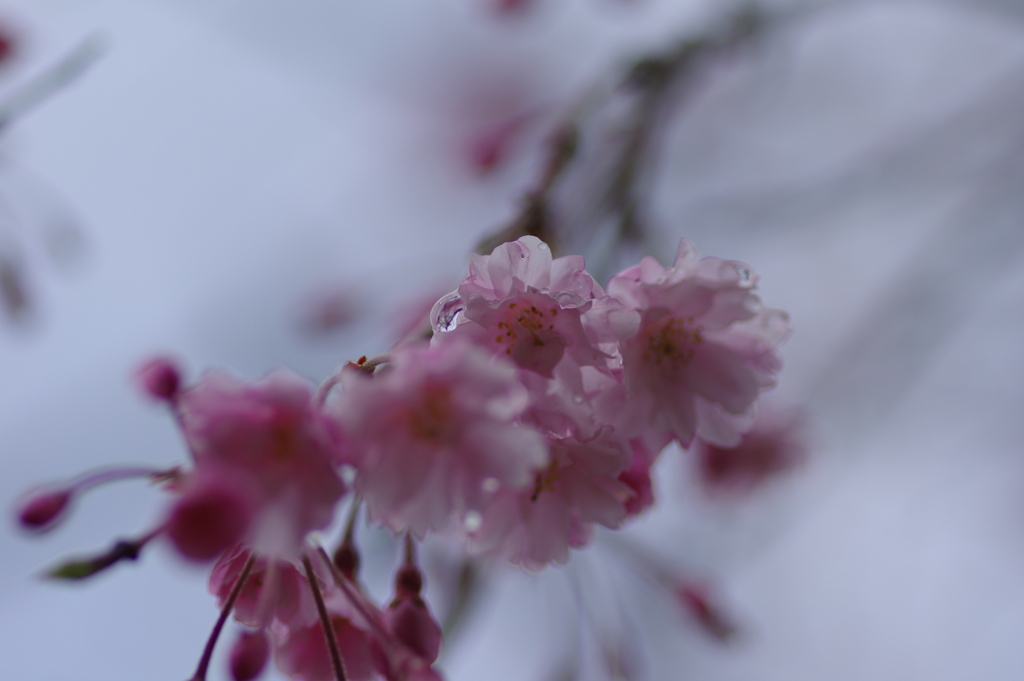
xmin=332 ymin=542 xmax=360 ymax=581
xmin=0 ymin=24 xmax=16 ymax=65
xmin=394 ymin=564 xmax=423 ymax=598
xmin=229 ymin=629 xmax=269 ymax=681
xmin=166 ymin=473 xmax=254 ymax=562
xmin=17 ymin=488 xmax=71 ymax=531
xmin=136 ymin=356 xmax=182 ymax=402
xmin=675 ymin=582 xmax=736 ymax=642
xmin=386 ymin=597 xmax=442 ymax=664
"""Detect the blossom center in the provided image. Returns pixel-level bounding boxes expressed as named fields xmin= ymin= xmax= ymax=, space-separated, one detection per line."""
xmin=530 ymin=461 xmax=561 ymax=501
xmin=268 ymin=410 xmax=301 ymax=461
xmin=642 ymin=316 xmax=703 ymax=368
xmin=407 ymin=383 xmax=454 ymax=444
xmin=494 ymin=300 xmax=559 ymax=354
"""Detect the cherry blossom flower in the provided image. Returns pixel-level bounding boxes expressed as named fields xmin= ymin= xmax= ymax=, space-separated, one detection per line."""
xmin=274 ymin=612 xmax=377 ymax=681
xmin=607 ymin=238 xmax=790 ymax=448
xmin=431 ymin=236 xmax=637 ymax=379
xmin=471 ymin=429 xmax=632 ymax=568
xmin=168 ymin=370 xmax=347 ymax=560
xmin=210 ymin=546 xmax=317 ymax=629
xmin=334 ymin=338 xmax=548 ymax=538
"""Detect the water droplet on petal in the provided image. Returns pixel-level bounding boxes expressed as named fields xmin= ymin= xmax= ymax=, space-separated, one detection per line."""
xmin=734 ymin=265 xmax=751 ymax=282
xmin=430 ymin=291 xmax=465 ymax=333
xmin=481 ymin=477 xmax=500 ymax=493
xmin=572 ymin=395 xmax=585 ymax=404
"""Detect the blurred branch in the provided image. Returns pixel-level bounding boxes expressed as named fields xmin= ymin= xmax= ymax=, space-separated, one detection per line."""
xmin=475 ymin=3 xmax=806 ymax=270
xmin=0 ymin=35 xmax=105 ymax=132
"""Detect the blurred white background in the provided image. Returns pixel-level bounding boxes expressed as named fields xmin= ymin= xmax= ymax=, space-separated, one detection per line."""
xmin=1 ymin=1 xmax=1023 ymax=680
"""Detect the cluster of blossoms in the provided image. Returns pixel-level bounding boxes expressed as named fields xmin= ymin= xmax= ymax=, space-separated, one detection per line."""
xmin=17 ymin=235 xmax=791 ymax=681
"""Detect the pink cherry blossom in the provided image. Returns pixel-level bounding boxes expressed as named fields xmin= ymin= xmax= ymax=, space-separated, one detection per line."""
xmin=471 ymin=429 xmax=632 ymax=568
xmin=608 ymin=238 xmax=790 ymax=448
xmin=210 ymin=546 xmax=316 ymax=629
xmin=170 ymin=369 xmax=347 ymax=559
xmin=334 ymin=338 xmax=547 ymax=538
xmin=431 ymin=236 xmax=637 ymax=379
xmin=274 ymin=613 xmax=376 ymax=681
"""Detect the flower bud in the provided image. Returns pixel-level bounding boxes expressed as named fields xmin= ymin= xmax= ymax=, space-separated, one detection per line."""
xmin=675 ymin=582 xmax=736 ymax=642
xmin=136 ymin=356 xmax=182 ymax=402
xmin=386 ymin=597 xmax=442 ymax=664
xmin=229 ymin=629 xmax=269 ymax=681
xmin=332 ymin=542 xmax=360 ymax=581
xmin=17 ymin=488 xmax=71 ymax=531
xmin=166 ymin=473 xmax=253 ymax=562
xmin=394 ymin=564 xmax=423 ymax=598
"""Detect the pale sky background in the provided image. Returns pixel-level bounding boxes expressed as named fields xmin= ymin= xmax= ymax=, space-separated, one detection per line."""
xmin=1 ymin=1 xmax=1023 ymax=680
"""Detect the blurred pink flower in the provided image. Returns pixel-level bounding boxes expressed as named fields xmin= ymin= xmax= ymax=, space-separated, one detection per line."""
xmin=334 ymin=338 xmax=547 ymax=538
xmin=169 ymin=370 xmax=347 ymax=560
xmin=695 ymin=406 xmax=807 ymax=493
xmin=210 ymin=546 xmax=316 ymax=629
xmin=471 ymin=429 xmax=632 ymax=568
xmin=608 ymin=239 xmax=789 ymax=448
xmin=274 ymin=614 xmax=376 ymax=681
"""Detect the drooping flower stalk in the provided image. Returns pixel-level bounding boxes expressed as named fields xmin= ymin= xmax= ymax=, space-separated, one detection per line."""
xmin=17 ymin=465 xmax=173 ymax=531
xmin=302 ymin=551 xmax=348 ymax=681
xmin=190 ymin=552 xmax=256 ymax=681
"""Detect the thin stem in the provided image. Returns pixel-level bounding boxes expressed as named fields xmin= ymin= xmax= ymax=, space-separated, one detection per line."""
xmin=314 ymin=372 xmax=344 ymax=407
xmin=441 ymin=558 xmax=479 ymax=638
xmin=403 ymin=532 xmax=415 ymax=565
xmin=0 ymin=35 xmax=105 ymax=132
xmin=341 ymin=498 xmax=360 ymax=545
xmin=302 ymin=552 xmax=348 ymax=681
xmin=314 ymin=546 xmax=392 ymax=644
xmin=252 ymin=558 xmax=279 ymax=628
xmin=70 ymin=465 xmax=170 ymax=493
xmin=45 ymin=526 xmax=163 ymax=581
xmin=189 ymin=553 xmax=256 ymax=681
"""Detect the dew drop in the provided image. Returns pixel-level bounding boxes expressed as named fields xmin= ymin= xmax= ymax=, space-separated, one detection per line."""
xmin=482 ymin=477 xmax=500 ymax=493
xmin=572 ymin=395 xmax=585 ymax=404
xmin=734 ymin=265 xmax=751 ymax=282
xmin=430 ymin=291 xmax=465 ymax=333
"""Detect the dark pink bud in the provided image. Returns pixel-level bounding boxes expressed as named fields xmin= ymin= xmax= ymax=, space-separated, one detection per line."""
xmin=136 ymin=356 xmax=182 ymax=402
xmin=17 ymin=488 xmax=72 ymax=531
xmin=675 ymin=582 xmax=736 ymax=642
xmin=230 ymin=629 xmax=270 ymax=681
xmin=0 ymin=24 xmax=16 ymax=65
xmin=332 ymin=542 xmax=360 ymax=581
xmin=386 ymin=597 xmax=442 ymax=663
xmin=166 ymin=474 xmax=253 ymax=562
xmin=495 ymin=0 xmax=533 ymax=15
xmin=394 ymin=564 xmax=423 ymax=598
